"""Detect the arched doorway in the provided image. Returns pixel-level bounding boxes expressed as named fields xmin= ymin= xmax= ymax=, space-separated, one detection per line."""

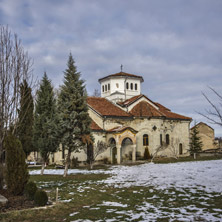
xmin=109 ymin=138 xmax=117 ymax=164
xmin=121 ymin=137 xmax=133 ymax=162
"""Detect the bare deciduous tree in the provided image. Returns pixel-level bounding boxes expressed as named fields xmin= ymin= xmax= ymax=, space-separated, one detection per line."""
xmin=83 ymin=140 xmax=108 ymax=169
xmin=151 ymin=138 xmax=180 ymax=162
xmin=0 ymin=25 xmax=34 ymax=188
xmin=92 ymin=89 xmax=100 ymax=97
xmin=198 ymin=87 xmax=222 ymax=127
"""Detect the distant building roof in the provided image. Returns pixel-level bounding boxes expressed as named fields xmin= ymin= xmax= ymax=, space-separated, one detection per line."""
xmin=98 ymin=71 xmax=144 ymax=83
xmin=191 ymin=122 xmax=214 ymax=131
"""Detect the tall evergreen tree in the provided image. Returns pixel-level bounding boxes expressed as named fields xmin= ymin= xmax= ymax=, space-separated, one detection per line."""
xmin=58 ymin=54 xmax=91 ymax=177
xmin=189 ymin=126 xmax=203 ymax=155
xmin=4 ymin=132 xmax=29 ymax=195
xmin=17 ymin=80 xmax=34 ymax=157
xmin=33 ymin=73 xmax=59 ymax=175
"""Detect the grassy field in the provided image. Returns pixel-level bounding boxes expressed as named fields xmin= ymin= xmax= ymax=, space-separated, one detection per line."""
xmin=0 ymin=166 xmax=222 ymax=222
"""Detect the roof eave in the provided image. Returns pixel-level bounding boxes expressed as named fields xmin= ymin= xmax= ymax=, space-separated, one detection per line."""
xmin=98 ymin=75 xmax=144 ymax=83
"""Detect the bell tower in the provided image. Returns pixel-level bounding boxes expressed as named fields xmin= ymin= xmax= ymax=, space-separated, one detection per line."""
xmin=98 ymin=71 xmax=144 ymax=103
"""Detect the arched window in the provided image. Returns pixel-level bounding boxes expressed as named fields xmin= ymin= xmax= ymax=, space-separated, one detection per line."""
xmin=108 ymin=83 xmax=110 ymax=91
xmin=143 ymin=134 xmax=149 ymax=146
xmin=160 ymin=134 xmax=163 ymax=145
xmin=102 ymin=85 xmax=104 ymax=92
xmin=130 ymin=83 xmax=133 ymax=90
xmin=105 ymin=85 xmax=107 ymax=91
xmin=126 ymin=82 xmax=129 ymax=89
xmin=166 ymin=134 xmax=170 ymax=145
xmin=135 ymin=83 xmax=137 ymax=90
xmin=179 ymin=143 xmax=183 ymax=155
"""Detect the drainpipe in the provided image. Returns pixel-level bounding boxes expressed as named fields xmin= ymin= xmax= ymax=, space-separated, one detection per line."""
xmin=124 ymin=76 xmax=128 ymax=112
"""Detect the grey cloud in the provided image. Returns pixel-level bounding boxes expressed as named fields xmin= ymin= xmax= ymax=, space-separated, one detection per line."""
xmin=0 ymin=0 xmax=222 ymax=135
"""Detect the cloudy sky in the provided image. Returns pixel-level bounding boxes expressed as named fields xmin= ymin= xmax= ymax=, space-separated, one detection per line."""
xmin=0 ymin=0 xmax=222 ymax=136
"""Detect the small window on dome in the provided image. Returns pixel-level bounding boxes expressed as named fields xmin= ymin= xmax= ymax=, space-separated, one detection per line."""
xmin=130 ymin=83 xmax=133 ymax=90
xmin=102 ymin=85 xmax=104 ymax=92
xmin=105 ymin=85 xmax=107 ymax=91
xmin=135 ymin=83 xmax=137 ymax=90
xmin=108 ymin=83 xmax=110 ymax=91
xmin=126 ymin=82 xmax=129 ymax=89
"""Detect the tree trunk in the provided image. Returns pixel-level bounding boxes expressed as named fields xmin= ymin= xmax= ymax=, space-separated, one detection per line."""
xmin=41 ymin=162 xmax=45 ymax=175
xmin=63 ymin=151 xmax=71 ymax=177
xmin=0 ymin=163 xmax=4 ymax=189
xmin=89 ymin=160 xmax=93 ymax=170
xmin=193 ymin=153 xmax=196 ymax=159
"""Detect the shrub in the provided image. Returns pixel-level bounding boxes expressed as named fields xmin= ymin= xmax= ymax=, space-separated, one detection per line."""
xmin=103 ymin=157 xmax=108 ymax=164
xmin=144 ymin=147 xmax=151 ymax=160
xmin=70 ymin=157 xmax=79 ymax=168
xmin=34 ymin=190 xmax=48 ymax=206
xmin=4 ymin=133 xmax=29 ymax=195
xmin=24 ymin=181 xmax=38 ymax=200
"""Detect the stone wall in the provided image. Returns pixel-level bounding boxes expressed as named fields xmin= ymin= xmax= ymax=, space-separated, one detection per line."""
xmin=191 ymin=123 xmax=216 ymax=151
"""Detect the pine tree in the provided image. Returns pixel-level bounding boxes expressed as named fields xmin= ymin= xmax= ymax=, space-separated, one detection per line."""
xmin=189 ymin=126 xmax=203 ymax=155
xmin=33 ymin=73 xmax=59 ymax=175
xmin=58 ymin=54 xmax=91 ymax=177
xmin=17 ymin=80 xmax=34 ymax=157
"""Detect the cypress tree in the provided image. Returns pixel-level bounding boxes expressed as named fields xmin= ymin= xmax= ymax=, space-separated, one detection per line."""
xmin=17 ymin=80 xmax=34 ymax=157
xmin=58 ymin=54 xmax=91 ymax=177
xmin=189 ymin=126 xmax=203 ymax=155
xmin=4 ymin=133 xmax=29 ymax=195
xmin=33 ymin=73 xmax=59 ymax=174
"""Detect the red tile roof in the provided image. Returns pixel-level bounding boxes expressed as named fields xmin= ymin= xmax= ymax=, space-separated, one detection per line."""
xmin=98 ymin=72 xmax=144 ymax=82
xmin=154 ymin=102 xmax=191 ymax=120
xmin=87 ymin=96 xmax=191 ymax=121
xmin=118 ymin=94 xmax=158 ymax=109
xmin=130 ymin=100 xmax=191 ymax=120
xmin=155 ymin=102 xmax=171 ymax=111
xmin=118 ymin=95 xmax=191 ymax=120
xmin=117 ymin=95 xmax=143 ymax=107
xmin=161 ymin=110 xmax=192 ymax=120
xmin=130 ymin=101 xmax=164 ymax=117
xmin=91 ymin=120 xmax=103 ymax=131
xmin=87 ymin=97 xmax=131 ymax=117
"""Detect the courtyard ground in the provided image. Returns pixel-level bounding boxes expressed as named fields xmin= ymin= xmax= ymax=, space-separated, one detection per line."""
xmin=0 ymin=160 xmax=222 ymax=221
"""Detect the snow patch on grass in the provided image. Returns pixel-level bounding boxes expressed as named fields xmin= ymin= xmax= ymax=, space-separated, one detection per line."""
xmin=98 ymin=201 xmax=128 ymax=208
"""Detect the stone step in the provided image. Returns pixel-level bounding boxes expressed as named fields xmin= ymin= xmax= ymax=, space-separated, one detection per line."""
xmin=0 ymin=194 xmax=8 ymax=205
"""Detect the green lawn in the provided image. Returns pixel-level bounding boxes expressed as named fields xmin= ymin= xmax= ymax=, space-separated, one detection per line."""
xmin=0 ymin=171 xmax=221 ymax=222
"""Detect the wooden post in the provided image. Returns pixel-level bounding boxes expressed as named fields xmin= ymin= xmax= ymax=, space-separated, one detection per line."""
xmin=56 ymin=187 xmax=59 ymax=203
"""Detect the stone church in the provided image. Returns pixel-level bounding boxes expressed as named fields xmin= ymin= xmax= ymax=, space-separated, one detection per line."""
xmin=50 ymin=71 xmax=192 ymax=164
